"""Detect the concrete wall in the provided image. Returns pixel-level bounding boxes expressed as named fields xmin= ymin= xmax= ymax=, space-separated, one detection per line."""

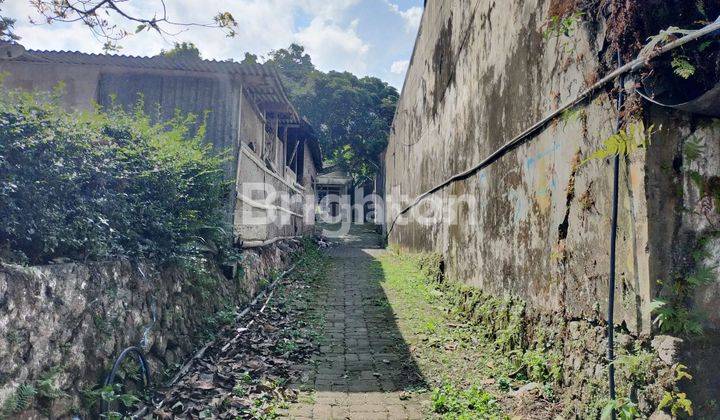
xmin=385 ymin=0 xmax=719 ymax=414
xmin=386 ymin=0 xmax=650 ymax=330
xmin=235 ymin=144 xmax=306 ymax=242
xmin=302 ymin=142 xmax=319 ymax=232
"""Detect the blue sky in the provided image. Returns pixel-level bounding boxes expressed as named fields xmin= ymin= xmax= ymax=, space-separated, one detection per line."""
xmin=4 ymin=0 xmax=423 ymax=89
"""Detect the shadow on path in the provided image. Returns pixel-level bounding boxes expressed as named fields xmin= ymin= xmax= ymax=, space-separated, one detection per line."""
xmin=284 ymin=224 xmax=427 ymax=419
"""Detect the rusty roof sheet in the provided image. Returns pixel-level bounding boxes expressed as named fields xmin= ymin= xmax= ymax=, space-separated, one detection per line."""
xmin=9 ymin=48 xmax=299 ymax=124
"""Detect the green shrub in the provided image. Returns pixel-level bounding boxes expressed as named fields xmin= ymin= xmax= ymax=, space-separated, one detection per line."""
xmin=0 ymin=87 xmax=231 ymax=265
xmin=431 ymin=384 xmax=503 ymax=419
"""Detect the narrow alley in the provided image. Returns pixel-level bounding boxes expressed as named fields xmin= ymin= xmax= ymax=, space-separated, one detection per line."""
xmin=151 ymin=223 xmax=565 ymax=418
xmin=2 ymin=1 xmax=718 ymax=419
xmin=283 ymin=224 xmax=426 ymax=419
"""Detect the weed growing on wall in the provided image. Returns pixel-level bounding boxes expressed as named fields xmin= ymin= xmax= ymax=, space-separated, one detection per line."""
xmin=543 ymin=11 xmax=584 ymax=40
xmin=543 ymin=11 xmax=584 ymax=53
xmin=582 ymin=121 xmax=656 ymax=165
xmin=651 ymin=234 xmax=718 ymax=336
xmin=0 ymin=384 xmax=37 ymax=417
xmin=0 ymin=87 xmax=234 ymax=267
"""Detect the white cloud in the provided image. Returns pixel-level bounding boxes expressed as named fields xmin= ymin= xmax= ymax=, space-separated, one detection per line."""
xmin=385 ymin=2 xmax=422 ymax=34
xmin=295 ymin=18 xmax=369 ymax=74
xmin=297 ymin=0 xmax=361 ymax=20
xmin=5 ymin=0 xmax=393 ymax=80
xmin=390 ymin=59 xmax=409 ymax=74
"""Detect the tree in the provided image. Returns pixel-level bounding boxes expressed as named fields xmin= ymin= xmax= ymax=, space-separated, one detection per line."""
xmin=16 ymin=0 xmax=237 ymax=51
xmin=0 ymin=0 xmax=18 ymax=42
xmin=265 ymin=44 xmax=399 ymax=184
xmin=240 ymin=52 xmax=259 ymax=65
xmin=268 ymin=44 xmax=317 ymax=84
xmin=160 ymin=41 xmax=201 ymax=60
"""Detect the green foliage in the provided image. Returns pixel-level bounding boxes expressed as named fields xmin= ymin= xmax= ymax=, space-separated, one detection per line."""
xmin=82 ymin=383 xmax=141 ymax=414
xmin=262 ymin=44 xmax=399 ymax=182
xmin=651 ymin=299 xmax=704 ymax=336
xmin=1 ymin=384 xmax=37 ymax=416
xmin=658 ymin=391 xmax=693 ymax=417
xmin=601 ymin=397 xmax=640 ymax=420
xmin=543 ymin=12 xmax=584 ymax=40
xmin=0 ymin=87 xmax=232 ymax=265
xmin=511 ymin=349 xmax=562 ymax=385
xmin=431 ymin=384 xmax=503 ymax=419
xmin=671 ymin=55 xmax=696 ymax=79
xmin=560 ymin=108 xmax=587 ymax=128
xmin=543 ymin=9 xmax=584 ymax=53
xmin=0 ymin=0 xmax=18 ymax=42
xmin=613 ymin=345 xmax=657 ymax=386
xmin=274 ymin=338 xmax=299 ymax=355
xmin=683 ymin=137 xmax=705 ymax=163
xmin=241 ymin=52 xmax=259 ymax=64
xmin=652 ymin=235 xmax=717 ymax=336
xmin=673 ymin=363 xmax=693 ymax=382
xmin=36 ymin=369 xmax=66 ymax=400
xmin=213 ymin=12 xmax=238 ymax=37
xmin=583 ymin=122 xmax=655 ymax=165
xmin=160 ymin=42 xmax=202 ymax=60
xmin=698 ymin=39 xmax=714 ymax=52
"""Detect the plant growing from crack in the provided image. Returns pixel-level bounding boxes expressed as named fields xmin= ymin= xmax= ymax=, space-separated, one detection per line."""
xmin=601 ymin=397 xmax=640 ymax=420
xmin=0 ymin=384 xmax=37 ymax=417
xmin=671 ymin=55 xmax=696 ymax=79
xmin=582 ymin=121 xmax=656 ymax=165
xmin=656 ymin=364 xmax=694 ymax=417
xmin=543 ymin=11 xmax=585 ymax=53
xmin=651 ymin=234 xmax=717 ymax=336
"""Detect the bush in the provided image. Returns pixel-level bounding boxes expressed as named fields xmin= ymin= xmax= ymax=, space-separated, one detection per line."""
xmin=0 ymin=87 xmax=232 ymax=265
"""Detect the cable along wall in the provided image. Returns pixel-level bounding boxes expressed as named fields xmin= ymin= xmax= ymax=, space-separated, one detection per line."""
xmin=384 ymin=0 xmax=720 ymax=416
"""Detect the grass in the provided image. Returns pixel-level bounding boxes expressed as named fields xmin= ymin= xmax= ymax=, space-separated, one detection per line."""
xmin=375 ymin=250 xmax=557 ymax=418
xmin=432 ymin=384 xmax=503 ymax=419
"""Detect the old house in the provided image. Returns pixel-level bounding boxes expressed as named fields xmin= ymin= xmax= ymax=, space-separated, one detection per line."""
xmin=0 ymin=43 xmax=322 ymax=247
xmin=315 ymin=167 xmax=352 ymax=218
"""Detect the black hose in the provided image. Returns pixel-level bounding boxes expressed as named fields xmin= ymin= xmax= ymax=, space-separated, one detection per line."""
xmin=607 ymin=50 xmax=624 ymax=418
xmin=100 ymin=346 xmax=152 ymax=415
xmin=384 ymin=18 xmax=720 ymax=239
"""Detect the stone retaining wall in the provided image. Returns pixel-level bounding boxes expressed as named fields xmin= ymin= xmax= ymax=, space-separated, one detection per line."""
xmin=0 ymin=240 xmax=300 ymax=417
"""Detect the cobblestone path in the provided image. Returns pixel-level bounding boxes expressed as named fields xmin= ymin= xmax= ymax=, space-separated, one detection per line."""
xmin=283 ymin=225 xmax=426 ymax=419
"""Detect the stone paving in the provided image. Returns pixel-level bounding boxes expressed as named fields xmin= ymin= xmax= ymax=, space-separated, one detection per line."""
xmin=282 ymin=225 xmax=426 ymax=419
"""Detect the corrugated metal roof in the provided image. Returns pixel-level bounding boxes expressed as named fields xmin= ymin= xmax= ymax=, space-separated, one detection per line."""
xmin=8 ymin=48 xmax=299 ymax=124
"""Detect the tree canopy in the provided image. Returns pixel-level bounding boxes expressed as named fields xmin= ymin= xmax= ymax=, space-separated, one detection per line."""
xmin=255 ymin=44 xmax=398 ymax=184
xmin=0 ymin=0 xmax=18 ymax=42
xmin=160 ymin=41 xmax=202 ymax=60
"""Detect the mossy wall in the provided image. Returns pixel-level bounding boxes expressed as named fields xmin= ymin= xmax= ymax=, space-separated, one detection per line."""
xmin=0 ymin=241 xmax=300 ymax=418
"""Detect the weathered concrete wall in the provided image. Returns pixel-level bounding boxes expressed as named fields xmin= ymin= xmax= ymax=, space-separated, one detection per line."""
xmin=235 ymin=144 xmax=306 ymax=242
xmin=386 ymin=0 xmax=649 ymax=331
xmin=0 ymin=241 xmax=300 ymax=417
xmin=644 ymin=111 xmax=720 ymax=411
xmin=302 ymin=142 xmax=319 ymax=233
xmin=385 ymin=0 xmax=719 ymax=415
